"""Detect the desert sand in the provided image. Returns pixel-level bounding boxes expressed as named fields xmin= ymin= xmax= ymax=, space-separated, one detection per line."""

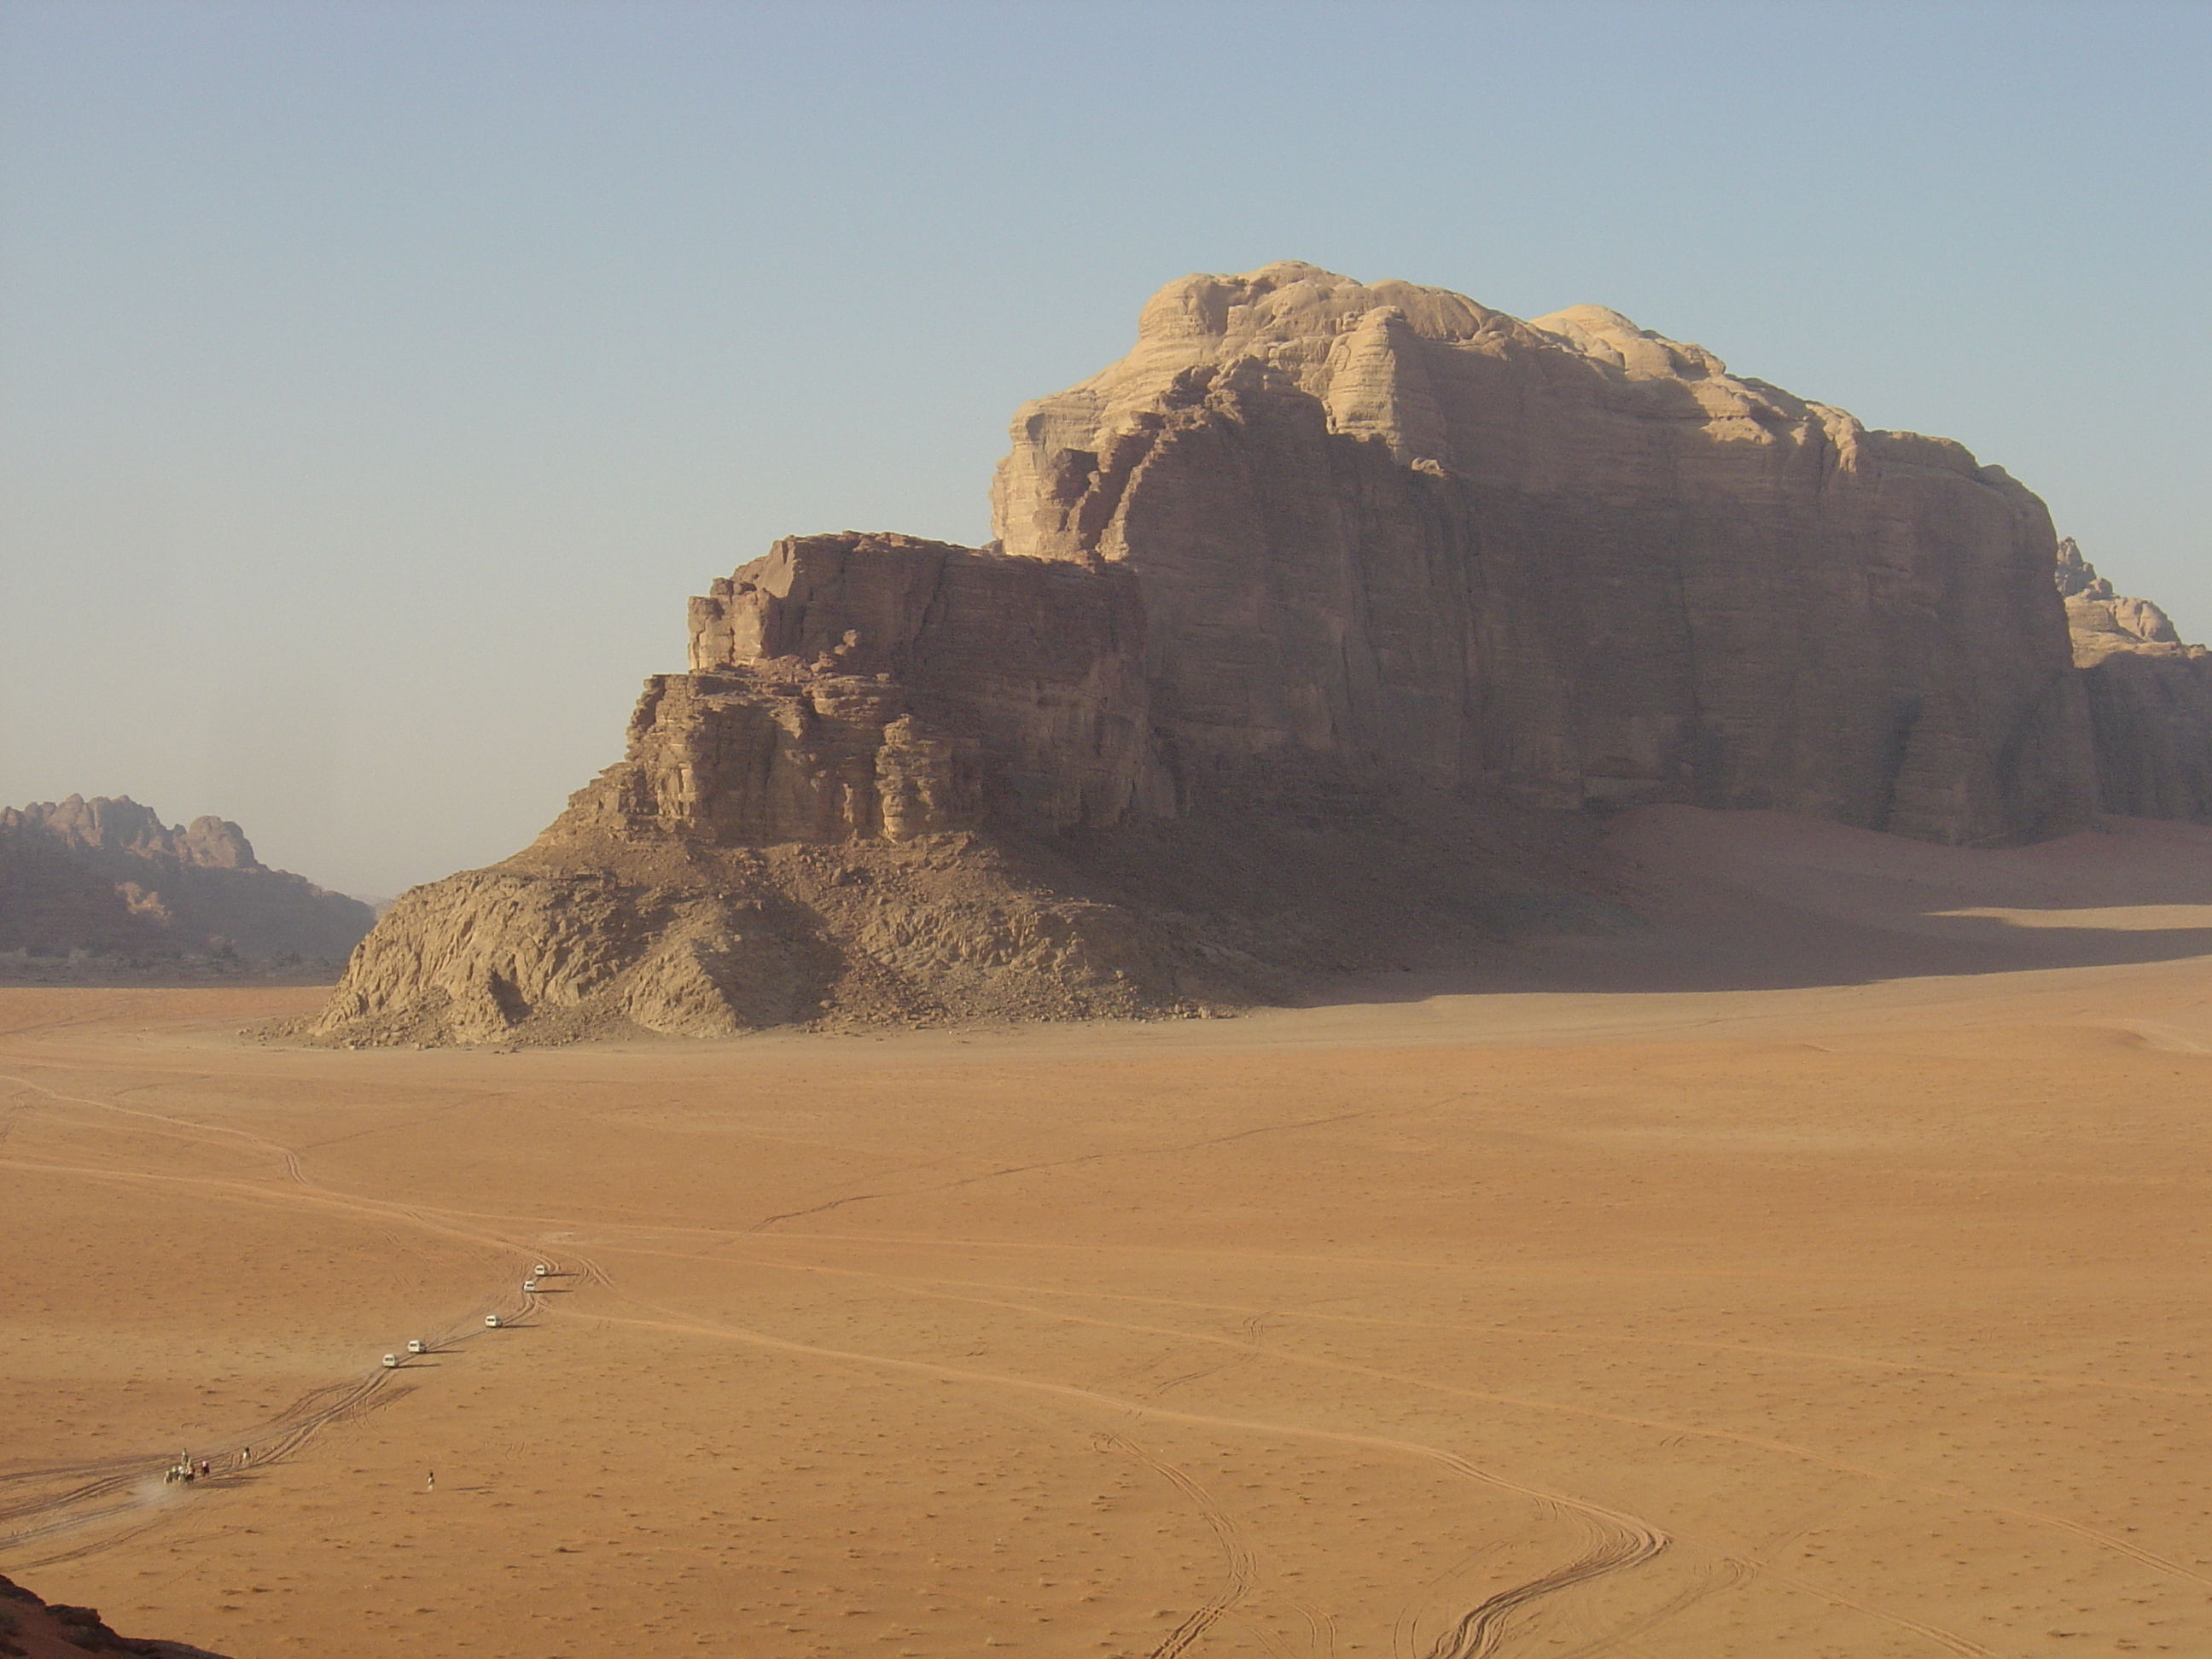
xmin=4 ymin=809 xmax=2210 ymax=1657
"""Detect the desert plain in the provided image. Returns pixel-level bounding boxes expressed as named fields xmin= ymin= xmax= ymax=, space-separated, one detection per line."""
xmin=3 ymin=807 xmax=2209 ymax=1659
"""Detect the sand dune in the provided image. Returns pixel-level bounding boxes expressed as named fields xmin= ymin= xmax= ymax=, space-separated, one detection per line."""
xmin=3 ymin=809 xmax=2210 ymax=1656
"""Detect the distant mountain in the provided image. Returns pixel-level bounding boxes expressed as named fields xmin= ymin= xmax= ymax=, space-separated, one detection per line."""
xmin=0 ymin=795 xmax=373 ymax=964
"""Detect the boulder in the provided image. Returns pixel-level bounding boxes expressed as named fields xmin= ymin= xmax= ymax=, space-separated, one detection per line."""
xmin=0 ymin=1571 xmax=231 ymax=1657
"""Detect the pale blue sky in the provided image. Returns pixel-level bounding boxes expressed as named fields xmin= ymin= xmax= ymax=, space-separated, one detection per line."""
xmin=3 ymin=0 xmax=2207 ymax=897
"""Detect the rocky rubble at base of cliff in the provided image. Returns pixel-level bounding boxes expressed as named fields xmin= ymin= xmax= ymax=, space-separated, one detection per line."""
xmin=282 ymin=791 xmax=1636 ymax=1047
xmin=297 ymin=834 xmax=1185 ymax=1045
xmin=296 ymin=262 xmax=2209 ymax=1047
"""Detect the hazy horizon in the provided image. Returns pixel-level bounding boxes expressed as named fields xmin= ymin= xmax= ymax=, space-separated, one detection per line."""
xmin=4 ymin=0 xmax=2208 ymax=898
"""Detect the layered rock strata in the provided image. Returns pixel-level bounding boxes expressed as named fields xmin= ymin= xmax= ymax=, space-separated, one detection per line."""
xmin=308 ymin=522 xmax=1622 ymax=1045
xmin=577 ymin=531 xmax=1171 ymax=844
xmin=310 ymin=263 xmax=2175 ymax=1045
xmin=310 ymin=534 xmax=1196 ymax=1043
xmin=994 ymin=263 xmax=2095 ymax=845
xmin=0 ymin=796 xmax=373 ymax=964
xmin=2057 ymin=538 xmax=2212 ymax=818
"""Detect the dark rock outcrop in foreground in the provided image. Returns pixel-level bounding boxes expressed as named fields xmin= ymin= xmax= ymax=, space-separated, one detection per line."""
xmin=0 ymin=795 xmax=373 ymax=969
xmin=304 ymin=262 xmax=2206 ymax=1046
xmin=0 ymin=1573 xmax=230 ymax=1658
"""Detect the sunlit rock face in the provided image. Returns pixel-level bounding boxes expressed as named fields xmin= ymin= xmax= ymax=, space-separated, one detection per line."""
xmin=2057 ymin=538 xmax=2212 ymax=819
xmin=994 ymin=261 xmax=2097 ymax=846
xmin=644 ymin=531 xmax=1169 ymax=844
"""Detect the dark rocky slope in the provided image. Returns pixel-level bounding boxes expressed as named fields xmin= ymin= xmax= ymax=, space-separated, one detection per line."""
xmin=0 ymin=1573 xmax=229 ymax=1658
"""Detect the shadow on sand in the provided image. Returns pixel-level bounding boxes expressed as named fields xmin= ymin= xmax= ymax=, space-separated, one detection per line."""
xmin=1295 ymin=807 xmax=2212 ymax=1008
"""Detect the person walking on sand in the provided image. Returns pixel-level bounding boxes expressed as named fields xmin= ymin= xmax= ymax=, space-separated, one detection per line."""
xmin=426 ymin=1470 xmax=435 ymax=1493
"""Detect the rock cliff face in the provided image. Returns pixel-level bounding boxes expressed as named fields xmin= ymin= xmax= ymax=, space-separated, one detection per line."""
xmin=0 ymin=795 xmax=373 ymax=964
xmin=585 ymin=531 xmax=1171 ymax=845
xmin=994 ymin=263 xmax=2095 ymax=845
xmin=2056 ymin=538 xmax=2212 ymax=819
xmin=308 ymin=262 xmax=2170 ymax=1046
xmin=311 ymin=533 xmax=1216 ymax=1045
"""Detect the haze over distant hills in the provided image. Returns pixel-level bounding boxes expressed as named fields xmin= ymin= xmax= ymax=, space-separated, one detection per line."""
xmin=0 ymin=795 xmax=374 ymax=970
xmin=280 ymin=263 xmax=2212 ymax=1045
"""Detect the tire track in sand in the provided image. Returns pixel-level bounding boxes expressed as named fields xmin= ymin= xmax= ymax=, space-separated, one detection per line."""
xmin=556 ymin=1285 xmax=2046 ymax=1659
xmin=560 ymin=1289 xmax=1671 ymax=1656
xmin=0 ymin=1370 xmax=403 ymax=1564
xmin=0 ymin=1249 xmax=566 ymax=1568
xmin=0 ymin=1069 xmax=304 ymax=1181
xmin=0 ymin=1055 xmax=597 ymax=1565
xmin=701 ymin=1249 xmax=2212 ymax=1596
xmin=1097 ymin=1432 xmax=1258 ymax=1659
xmin=1416 ymin=1529 xmax=1660 ymax=1659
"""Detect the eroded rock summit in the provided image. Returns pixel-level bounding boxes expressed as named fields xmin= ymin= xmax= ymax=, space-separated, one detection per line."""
xmin=303 ymin=262 xmax=2203 ymax=1045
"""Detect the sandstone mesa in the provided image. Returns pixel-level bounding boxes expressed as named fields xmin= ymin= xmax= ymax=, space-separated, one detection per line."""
xmin=0 ymin=795 xmax=374 ymax=973
xmin=302 ymin=262 xmax=2212 ymax=1046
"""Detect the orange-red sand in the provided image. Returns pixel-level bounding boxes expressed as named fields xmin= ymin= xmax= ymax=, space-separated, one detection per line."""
xmin=4 ymin=810 xmax=2210 ymax=1657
